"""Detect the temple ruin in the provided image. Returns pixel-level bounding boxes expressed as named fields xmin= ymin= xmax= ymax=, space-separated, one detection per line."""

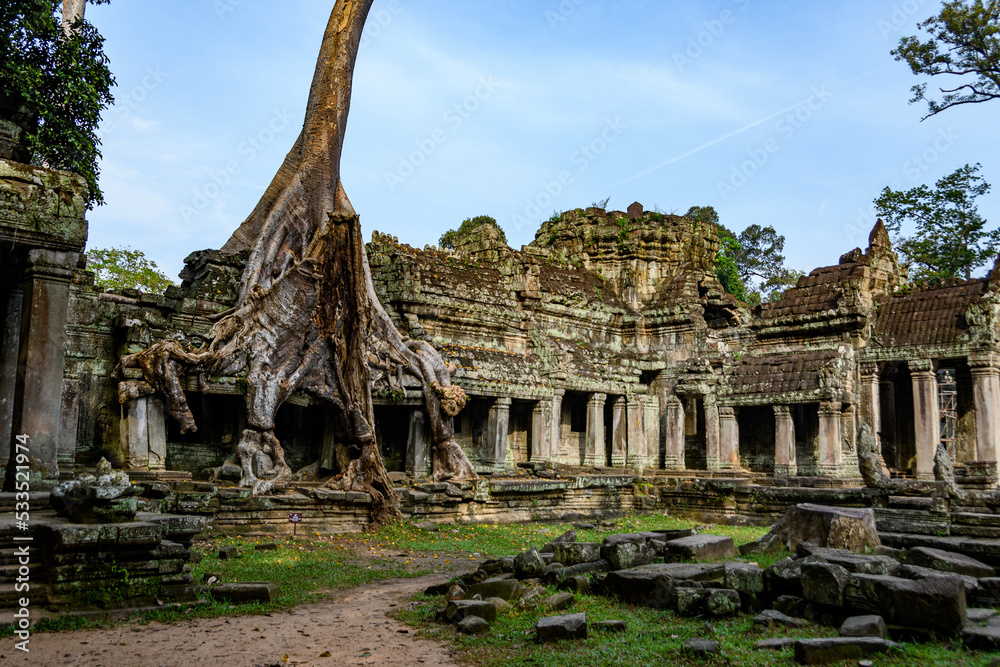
xmin=4 ymin=182 xmax=999 ymax=497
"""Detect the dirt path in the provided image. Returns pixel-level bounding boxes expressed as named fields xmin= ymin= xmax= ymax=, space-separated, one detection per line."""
xmin=5 ymin=575 xmax=458 ymax=667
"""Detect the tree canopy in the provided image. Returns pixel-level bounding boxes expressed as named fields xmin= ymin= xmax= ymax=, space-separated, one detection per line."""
xmin=874 ymin=163 xmax=999 ymax=282
xmin=438 ymin=215 xmax=506 ymax=249
xmin=685 ymin=206 xmax=800 ymax=305
xmin=893 ymin=0 xmax=1000 ymax=119
xmin=87 ymin=246 xmax=175 ymax=294
xmin=0 ymin=0 xmax=114 ymax=207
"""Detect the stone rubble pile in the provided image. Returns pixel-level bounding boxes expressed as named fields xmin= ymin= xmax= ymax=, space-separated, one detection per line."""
xmin=423 ymin=504 xmax=1000 ymax=663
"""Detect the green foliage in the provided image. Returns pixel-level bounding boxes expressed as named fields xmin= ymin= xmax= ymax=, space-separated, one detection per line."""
xmin=874 ymin=163 xmax=999 ymax=282
xmin=893 ymin=0 xmax=1000 ymax=118
xmin=0 ymin=0 xmax=115 ymax=207
xmin=714 ymin=226 xmax=752 ymax=303
xmin=686 ymin=206 xmax=798 ymax=304
xmin=615 ymin=216 xmax=635 ymax=251
xmin=438 ymin=215 xmax=506 ymax=249
xmin=87 ymin=246 xmax=175 ymax=293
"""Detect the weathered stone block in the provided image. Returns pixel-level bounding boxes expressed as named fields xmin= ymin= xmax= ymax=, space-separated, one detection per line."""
xmin=802 ymin=561 xmax=851 ymax=607
xmin=600 ymin=540 xmax=655 ymax=570
xmin=839 ymin=615 xmax=887 ymax=639
xmin=536 ymin=613 xmax=587 ymax=642
xmin=514 ymin=547 xmax=547 ymax=579
xmin=663 ymin=534 xmax=735 ymax=562
xmin=906 ymin=546 xmax=995 ymax=578
xmin=675 ymin=588 xmax=740 ymax=617
xmin=793 ymin=637 xmax=897 ymax=664
xmin=446 ymin=599 xmax=497 ymax=624
xmin=467 ymin=578 xmax=522 ymax=602
xmin=552 ymin=542 xmax=602 ymax=566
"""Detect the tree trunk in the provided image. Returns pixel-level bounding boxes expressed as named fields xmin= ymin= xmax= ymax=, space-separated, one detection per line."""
xmin=120 ymin=0 xmax=477 ymax=526
xmin=62 ymin=0 xmax=86 ymax=36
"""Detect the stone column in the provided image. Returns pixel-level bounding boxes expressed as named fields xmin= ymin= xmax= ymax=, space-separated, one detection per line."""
xmin=8 ymin=249 xmax=79 ymax=485
xmin=664 ymin=396 xmax=685 ymax=470
xmin=584 ymin=393 xmax=606 ymax=467
xmin=549 ymin=391 xmax=564 ymax=463
xmin=626 ymin=396 xmax=645 ymax=469
xmin=817 ymin=401 xmax=843 ymax=477
xmin=859 ymin=363 xmax=881 ymax=439
xmin=0 ymin=276 xmax=24 ymax=468
xmin=644 ymin=395 xmax=660 ymax=469
xmin=773 ymin=405 xmax=796 ymax=477
xmin=704 ymin=395 xmax=721 ymax=471
xmin=405 ymin=409 xmax=430 ymax=477
xmin=971 ymin=361 xmax=1000 ymax=466
xmin=718 ymin=407 xmax=740 ymax=471
xmin=531 ymin=400 xmax=552 ymax=462
xmin=911 ymin=361 xmax=940 ymax=479
xmin=610 ymin=396 xmax=627 ymax=467
xmin=485 ymin=397 xmax=511 ymax=472
xmin=121 ymin=396 xmax=168 ymax=471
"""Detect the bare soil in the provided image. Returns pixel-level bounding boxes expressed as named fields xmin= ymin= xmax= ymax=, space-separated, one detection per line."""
xmin=5 ymin=575 xmax=458 ymax=667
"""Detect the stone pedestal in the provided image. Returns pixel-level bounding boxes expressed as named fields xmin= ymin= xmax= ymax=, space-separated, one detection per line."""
xmin=8 ymin=249 xmax=79 ymax=484
xmin=584 ymin=393 xmax=606 ymax=467
xmin=611 ymin=397 xmax=627 ymax=467
xmin=664 ymin=396 xmax=685 ymax=470
xmin=774 ymin=405 xmax=797 ymax=477
xmin=122 ymin=396 xmax=167 ymax=471
xmin=817 ymin=401 xmax=842 ymax=477
xmin=405 ymin=409 xmax=430 ymax=477
xmin=911 ymin=364 xmax=940 ymax=479
xmin=971 ymin=362 xmax=1000 ymax=466
xmin=485 ymin=398 xmax=511 ymax=472
xmin=531 ymin=400 xmax=553 ymax=462
xmin=718 ymin=407 xmax=739 ymax=471
xmin=705 ymin=395 xmax=721 ymax=471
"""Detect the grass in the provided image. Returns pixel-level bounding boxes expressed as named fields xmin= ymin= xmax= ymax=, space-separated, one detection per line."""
xmin=397 ymin=587 xmax=995 ymax=667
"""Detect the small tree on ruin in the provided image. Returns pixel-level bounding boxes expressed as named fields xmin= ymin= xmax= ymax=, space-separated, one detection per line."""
xmin=120 ymin=0 xmax=478 ymax=526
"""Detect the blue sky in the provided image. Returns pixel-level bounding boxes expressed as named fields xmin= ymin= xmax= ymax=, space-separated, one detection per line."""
xmin=85 ymin=0 xmax=1000 ymax=283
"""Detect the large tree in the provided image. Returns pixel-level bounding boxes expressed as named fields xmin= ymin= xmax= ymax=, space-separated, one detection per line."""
xmin=893 ymin=0 xmax=1000 ymax=119
xmin=0 ymin=0 xmax=114 ymax=206
xmin=121 ymin=0 xmax=477 ymax=525
xmin=874 ymin=163 xmax=999 ymax=282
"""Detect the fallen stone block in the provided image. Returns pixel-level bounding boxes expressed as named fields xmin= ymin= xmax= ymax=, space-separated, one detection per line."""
xmin=800 ymin=547 xmax=901 ymax=576
xmin=755 ymin=638 xmax=796 ymax=651
xmin=457 ymin=616 xmax=490 ymax=635
xmin=765 ymin=557 xmax=803 ymax=600
xmin=898 ymin=564 xmax=979 ymax=597
xmin=966 ymin=608 xmax=998 ymax=625
xmin=552 ymin=542 xmax=603 ymax=566
xmin=802 ymin=561 xmax=851 ymax=607
xmin=445 ymin=599 xmax=497 ymax=624
xmin=906 ymin=546 xmax=995 ymax=578
xmin=544 ymin=560 xmax=609 ymax=585
xmin=839 ymin=615 xmax=887 ymax=639
xmin=592 ymin=620 xmax=627 ymax=633
xmin=601 ymin=540 xmax=655 ymax=570
xmin=663 ymin=534 xmax=735 ymax=562
xmin=540 ymin=529 xmax=577 ymax=553
xmin=542 ymin=592 xmax=575 ymax=611
xmin=846 ymin=573 xmax=967 ymax=634
xmin=218 ymin=546 xmax=240 ymax=560
xmin=557 ymin=575 xmax=590 ymax=594
xmin=480 ymin=557 xmax=516 ymax=575
xmin=972 ymin=577 xmax=1000 ymax=607
xmin=536 ymin=613 xmax=587 ymax=642
xmin=754 ymin=609 xmax=805 ymax=629
xmin=603 ymin=563 xmax=722 ymax=610
xmin=724 ymin=562 xmax=764 ymax=595
xmin=676 ymin=588 xmax=740 ymax=617
xmin=485 ymin=597 xmax=511 ymax=615
xmin=467 ymin=578 xmax=522 ymax=602
xmin=755 ymin=504 xmax=880 ymax=554
xmin=683 ymin=638 xmax=719 ymax=655
xmin=514 ymin=548 xmax=547 ymax=579
xmin=793 ymin=637 xmax=897 ymax=664
xmin=445 ymin=585 xmax=467 ymax=601
xmin=209 ymin=582 xmax=279 ymax=604
xmin=964 ymin=625 xmax=1000 ymax=651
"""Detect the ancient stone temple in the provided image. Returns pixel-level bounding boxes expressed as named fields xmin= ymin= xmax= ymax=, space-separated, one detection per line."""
xmin=16 ymin=202 xmax=999 ymax=492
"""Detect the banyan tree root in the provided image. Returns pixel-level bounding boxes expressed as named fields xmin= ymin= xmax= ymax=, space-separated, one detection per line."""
xmin=118 ymin=0 xmax=477 ymax=526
